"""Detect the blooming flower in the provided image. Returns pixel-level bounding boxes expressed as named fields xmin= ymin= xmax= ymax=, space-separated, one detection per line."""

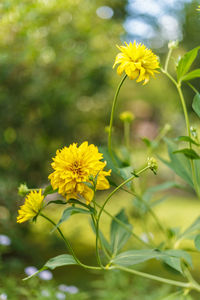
xmin=17 ymin=190 xmax=44 ymax=223
xmin=113 ymin=41 xmax=159 ymax=84
xmin=0 ymin=235 xmax=11 ymax=246
xmin=49 ymin=142 xmax=111 ymax=204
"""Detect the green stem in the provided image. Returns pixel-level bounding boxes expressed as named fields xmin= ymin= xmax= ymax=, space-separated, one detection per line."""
xmin=124 ymin=122 xmax=130 ymax=149
xmin=187 ymin=82 xmax=199 ymax=94
xmin=113 ymin=265 xmax=200 ymax=291
xmin=164 ymin=48 xmax=173 ymax=72
xmin=95 ymin=165 xmax=150 ymax=265
xmin=94 ymin=202 xmax=150 ymax=248
xmin=40 ymin=213 xmax=102 ymax=270
xmin=161 ymin=68 xmax=200 ymax=198
xmin=108 ymin=75 xmax=127 ymax=160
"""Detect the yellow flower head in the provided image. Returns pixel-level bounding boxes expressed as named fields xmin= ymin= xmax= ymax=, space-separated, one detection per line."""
xmin=113 ymin=41 xmax=160 ymax=84
xmin=197 ymin=5 xmax=200 ymax=11
xmin=48 ymin=142 xmax=111 ymax=204
xmin=120 ymin=111 xmax=135 ymax=123
xmin=17 ymin=190 xmax=44 ymax=223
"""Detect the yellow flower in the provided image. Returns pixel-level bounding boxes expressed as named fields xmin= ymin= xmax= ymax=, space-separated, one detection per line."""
xmin=197 ymin=5 xmax=200 ymax=11
xmin=17 ymin=190 xmax=44 ymax=223
xmin=113 ymin=41 xmax=159 ymax=84
xmin=120 ymin=111 xmax=135 ymax=123
xmin=48 ymin=142 xmax=111 ymax=204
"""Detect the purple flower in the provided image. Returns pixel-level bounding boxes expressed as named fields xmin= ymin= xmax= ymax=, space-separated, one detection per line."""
xmin=38 ymin=270 xmax=53 ymax=280
xmin=24 ymin=266 xmax=38 ymax=276
xmin=0 ymin=235 xmax=11 ymax=246
xmin=56 ymin=292 xmax=66 ymax=300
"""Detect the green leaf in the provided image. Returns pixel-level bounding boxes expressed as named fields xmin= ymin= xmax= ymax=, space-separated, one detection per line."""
xmin=192 ymin=93 xmax=200 ymax=118
xmin=67 ymin=198 xmax=95 ymax=214
xmin=47 ymin=200 xmax=67 ymax=206
xmin=23 ymin=254 xmax=77 ymax=280
xmin=176 ymin=136 xmax=200 ymax=146
xmin=179 ymin=216 xmax=200 ymax=239
xmin=110 ymin=209 xmax=132 ymax=255
xmin=173 ymin=148 xmax=200 ymax=160
xmin=118 ymin=166 xmax=133 ymax=188
xmin=160 ymin=291 xmax=183 ymax=300
xmin=160 ymin=249 xmax=192 ymax=273
xmin=112 ymin=249 xmax=159 ymax=266
xmin=176 ymin=46 xmax=200 ymax=81
xmin=43 ymin=185 xmax=58 ymax=196
xmin=159 ymin=138 xmax=193 ymax=187
xmin=194 ymin=234 xmax=200 ymax=251
xmin=112 ymin=249 xmax=192 ymax=273
xmin=53 ymin=206 xmax=92 ymax=231
xmin=181 ymin=69 xmax=200 ymax=81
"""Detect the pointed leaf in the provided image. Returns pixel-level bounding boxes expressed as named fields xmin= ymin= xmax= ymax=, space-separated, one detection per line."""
xmin=194 ymin=234 xmax=200 ymax=251
xmin=112 ymin=249 xmax=159 ymax=266
xmin=23 ymin=254 xmax=77 ymax=280
xmin=192 ymin=93 xmax=200 ymax=118
xmin=173 ymin=148 xmax=200 ymax=160
xmin=53 ymin=206 xmax=92 ymax=232
xmin=110 ymin=209 xmax=132 ymax=255
xmin=182 ymin=69 xmax=200 ymax=81
xmin=159 ymin=138 xmax=193 ymax=187
xmin=176 ymin=136 xmax=200 ymax=146
xmin=179 ymin=216 xmax=200 ymax=239
xmin=177 ymin=46 xmax=200 ymax=81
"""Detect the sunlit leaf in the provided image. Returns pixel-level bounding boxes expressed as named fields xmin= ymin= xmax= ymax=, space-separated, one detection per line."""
xmin=192 ymin=93 xmax=200 ymax=118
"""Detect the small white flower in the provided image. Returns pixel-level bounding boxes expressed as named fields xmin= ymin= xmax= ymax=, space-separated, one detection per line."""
xmin=0 ymin=293 xmax=7 ymax=300
xmin=38 ymin=270 xmax=53 ymax=280
xmin=41 ymin=289 xmax=50 ymax=297
xmin=56 ymin=292 xmax=66 ymax=300
xmin=66 ymin=286 xmax=79 ymax=294
xmin=0 ymin=235 xmax=11 ymax=246
xmin=58 ymin=284 xmax=69 ymax=292
xmin=24 ymin=266 xmax=38 ymax=276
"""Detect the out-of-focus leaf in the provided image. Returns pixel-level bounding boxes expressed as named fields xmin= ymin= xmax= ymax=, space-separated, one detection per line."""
xmin=159 ymin=138 xmax=193 ymax=187
xmin=173 ymin=148 xmax=200 ymax=160
xmin=181 ymin=69 xmax=200 ymax=81
xmin=176 ymin=46 xmax=200 ymax=81
xmin=47 ymin=200 xmax=66 ymax=206
xmin=176 ymin=136 xmax=199 ymax=146
xmin=23 ymin=254 xmax=77 ymax=280
xmin=110 ymin=209 xmax=132 ymax=256
xmin=192 ymin=93 xmax=200 ymax=118
xmin=194 ymin=234 xmax=200 ymax=251
xmin=179 ymin=216 xmax=200 ymax=239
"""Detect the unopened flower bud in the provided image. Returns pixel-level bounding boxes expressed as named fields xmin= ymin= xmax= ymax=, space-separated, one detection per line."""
xmin=168 ymin=40 xmax=179 ymax=50
xmin=120 ymin=111 xmax=135 ymax=123
xmin=147 ymin=157 xmax=158 ymax=175
xmin=18 ymin=183 xmax=29 ymax=196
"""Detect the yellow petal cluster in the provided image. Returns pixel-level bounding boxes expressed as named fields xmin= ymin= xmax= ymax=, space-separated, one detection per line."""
xmin=48 ymin=142 xmax=111 ymax=204
xmin=17 ymin=190 xmax=44 ymax=223
xmin=113 ymin=41 xmax=160 ymax=84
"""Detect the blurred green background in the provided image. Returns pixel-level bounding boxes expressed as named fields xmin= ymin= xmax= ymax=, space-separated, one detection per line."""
xmin=1 ymin=0 xmax=200 ymax=299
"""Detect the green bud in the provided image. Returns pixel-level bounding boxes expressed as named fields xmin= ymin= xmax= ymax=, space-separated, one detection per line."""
xmin=119 ymin=111 xmax=135 ymax=123
xmin=18 ymin=183 xmax=29 ymax=196
xmin=147 ymin=157 xmax=158 ymax=175
xmin=168 ymin=40 xmax=179 ymax=50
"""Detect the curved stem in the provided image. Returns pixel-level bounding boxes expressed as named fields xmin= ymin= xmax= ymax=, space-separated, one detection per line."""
xmin=40 ymin=213 xmax=102 ymax=270
xmin=187 ymin=82 xmax=199 ymax=94
xmin=94 ymin=201 xmax=150 ymax=248
xmin=108 ymin=75 xmax=127 ymax=160
xmin=161 ymin=68 xmax=200 ymax=198
xmin=95 ymin=165 xmax=150 ymax=265
xmin=164 ymin=48 xmax=173 ymax=72
xmin=113 ymin=265 xmax=200 ymax=291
